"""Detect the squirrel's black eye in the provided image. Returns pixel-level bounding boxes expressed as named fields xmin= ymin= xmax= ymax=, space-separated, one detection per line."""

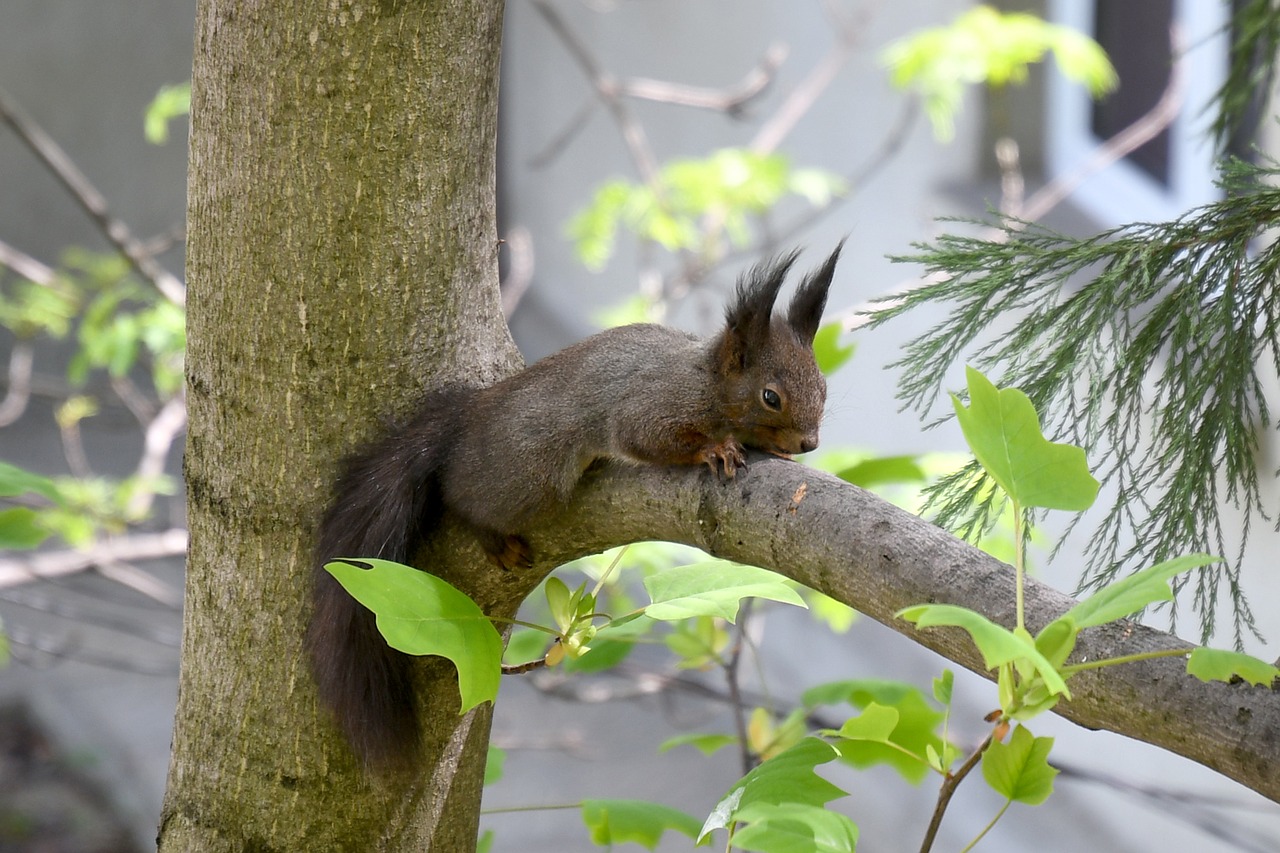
xmin=761 ymin=388 xmax=782 ymax=410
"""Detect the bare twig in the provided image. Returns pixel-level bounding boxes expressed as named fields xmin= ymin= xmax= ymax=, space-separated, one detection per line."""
xmin=7 ymin=627 xmax=178 ymax=675
xmin=617 ymin=43 xmax=787 ymax=115
xmin=0 ymin=528 xmax=188 ymax=588
xmin=531 ymin=0 xmax=661 ymax=184
xmin=0 ymin=237 xmax=55 ymax=285
xmin=843 ymin=26 xmax=1187 ymax=333
xmin=749 ymin=1 xmax=872 ymax=154
xmin=0 ymin=342 xmax=33 ymax=426
xmin=1015 ymin=24 xmax=1187 ymax=224
xmin=0 ymin=87 xmax=186 ymax=305
xmin=919 ymin=729 xmax=998 ymax=853
xmin=127 ymin=390 xmax=187 ymax=518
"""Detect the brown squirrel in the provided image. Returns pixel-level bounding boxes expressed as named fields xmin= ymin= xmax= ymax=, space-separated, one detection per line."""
xmin=306 ymin=245 xmax=841 ymax=769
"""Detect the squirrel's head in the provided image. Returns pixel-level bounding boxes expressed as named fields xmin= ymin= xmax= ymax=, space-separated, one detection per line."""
xmin=712 ymin=244 xmax=841 ymax=457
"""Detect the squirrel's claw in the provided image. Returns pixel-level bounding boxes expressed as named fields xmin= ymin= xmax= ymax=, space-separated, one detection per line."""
xmin=698 ymin=437 xmax=748 ymax=481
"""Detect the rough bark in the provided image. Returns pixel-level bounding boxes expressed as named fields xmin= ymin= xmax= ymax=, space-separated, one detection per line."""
xmin=161 ymin=0 xmax=509 ymax=850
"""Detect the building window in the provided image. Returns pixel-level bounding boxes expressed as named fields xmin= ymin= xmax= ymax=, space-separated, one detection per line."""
xmin=1046 ymin=0 xmax=1229 ymax=227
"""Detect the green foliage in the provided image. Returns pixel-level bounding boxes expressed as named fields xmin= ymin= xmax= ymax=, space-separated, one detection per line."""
xmin=700 ymin=738 xmax=849 ymax=844
xmin=642 ymin=561 xmax=806 ymax=622
xmin=0 ymin=249 xmax=186 ymax=398
xmin=580 ymin=799 xmax=703 ymax=850
xmin=812 ymin=322 xmax=855 ymax=376
xmin=951 ymin=366 xmax=1098 ymax=512
xmin=1208 ymin=0 xmax=1280 ymax=152
xmin=145 ymin=82 xmax=191 ymax=145
xmin=883 ymin=5 xmax=1115 ymax=141
xmin=0 ymin=277 xmax=79 ymax=338
xmin=804 ymin=679 xmax=956 ymax=783
xmin=323 ymin=559 xmax=503 ymax=713
xmin=872 ymin=157 xmax=1280 ymax=644
xmin=1186 ymin=647 xmax=1280 ymax=687
xmin=568 ymin=148 xmax=844 ymax=270
xmin=981 ymin=725 xmax=1056 ymax=806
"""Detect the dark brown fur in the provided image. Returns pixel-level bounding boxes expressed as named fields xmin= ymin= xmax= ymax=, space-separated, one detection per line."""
xmin=308 ymin=245 xmax=841 ymax=770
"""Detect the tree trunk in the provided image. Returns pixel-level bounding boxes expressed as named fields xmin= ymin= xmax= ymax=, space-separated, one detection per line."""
xmin=160 ymin=1 xmax=510 ymax=850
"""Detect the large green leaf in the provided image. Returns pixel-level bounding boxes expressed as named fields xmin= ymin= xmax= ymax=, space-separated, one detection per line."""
xmin=952 ymin=366 xmax=1099 ymax=511
xmin=898 ymin=604 xmax=1069 ymax=698
xmin=804 ymin=680 xmax=947 ymax=783
xmin=580 ymin=799 xmax=703 ymax=849
xmin=700 ymin=738 xmax=845 ymax=843
xmin=1064 ymin=554 xmax=1220 ymax=629
xmin=643 ymin=561 xmax=806 ymax=622
xmin=730 ymin=802 xmax=859 ymax=853
xmin=981 ymin=725 xmax=1057 ymax=805
xmin=1187 ymin=647 xmax=1280 ymax=687
xmin=324 ymin=559 xmax=502 ymax=713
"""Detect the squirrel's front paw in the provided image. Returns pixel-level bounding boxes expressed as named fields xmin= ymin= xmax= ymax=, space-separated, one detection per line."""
xmin=698 ymin=437 xmax=747 ymax=481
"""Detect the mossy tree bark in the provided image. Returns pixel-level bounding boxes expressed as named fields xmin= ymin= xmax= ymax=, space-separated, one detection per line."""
xmin=160 ymin=1 xmax=512 ymax=850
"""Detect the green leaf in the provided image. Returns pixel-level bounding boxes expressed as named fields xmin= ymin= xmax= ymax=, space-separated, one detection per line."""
xmin=0 ymin=507 xmax=51 ymax=549
xmin=643 ymin=561 xmax=806 ymax=622
xmin=812 ymin=322 xmax=855 ymax=375
xmin=1187 ymin=647 xmax=1280 ymax=687
xmin=0 ymin=461 xmax=60 ymax=503
xmin=323 ymin=559 xmax=502 ymax=713
xmin=952 ymin=366 xmax=1099 ymax=511
xmin=933 ymin=669 xmax=954 ymax=705
xmin=144 ymin=82 xmax=191 ymax=144
xmin=700 ymin=738 xmax=845 ymax=842
xmin=1033 ymin=618 xmax=1078 ymax=668
xmin=730 ymin=802 xmax=859 ymax=853
xmin=898 ymin=604 xmax=1069 ymax=699
xmin=982 ymin=725 xmax=1057 ymax=805
xmin=835 ymin=455 xmax=927 ymax=489
xmin=882 ymin=6 xmax=1114 ymax=141
xmin=1064 ymin=554 xmax=1220 ymax=629
xmin=832 ymin=702 xmax=899 ymax=742
xmin=802 ymin=588 xmax=858 ymax=634
xmin=659 ymin=732 xmax=739 ymax=756
xmin=803 ymin=679 xmax=946 ymax=783
xmin=581 ymin=799 xmax=702 ymax=849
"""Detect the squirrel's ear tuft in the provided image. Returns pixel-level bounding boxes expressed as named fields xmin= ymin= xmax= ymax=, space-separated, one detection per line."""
xmin=719 ymin=250 xmax=800 ymax=370
xmin=725 ymin=250 xmax=800 ymax=333
xmin=787 ymin=241 xmax=842 ymax=343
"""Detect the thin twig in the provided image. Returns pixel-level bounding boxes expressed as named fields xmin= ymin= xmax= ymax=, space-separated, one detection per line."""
xmin=919 ymin=730 xmax=997 ymax=853
xmin=0 ymin=86 xmax=186 ymax=305
xmin=749 ymin=1 xmax=872 ymax=154
xmin=1016 ymin=23 xmax=1186 ymax=224
xmin=0 ymin=237 xmax=55 ymax=285
xmin=0 ymin=342 xmax=33 ymax=426
xmin=127 ymin=390 xmax=187 ymax=518
xmin=724 ymin=602 xmax=755 ymax=776
xmin=531 ymin=0 xmax=662 ymax=184
xmin=617 ymin=43 xmax=787 ymax=115
xmin=0 ymin=528 xmax=189 ymax=588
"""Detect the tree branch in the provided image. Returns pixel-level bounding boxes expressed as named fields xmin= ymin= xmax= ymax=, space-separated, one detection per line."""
xmin=484 ymin=459 xmax=1280 ymax=805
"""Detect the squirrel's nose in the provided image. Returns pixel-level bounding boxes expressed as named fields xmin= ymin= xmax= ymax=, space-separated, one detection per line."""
xmin=800 ymin=435 xmax=819 ymax=454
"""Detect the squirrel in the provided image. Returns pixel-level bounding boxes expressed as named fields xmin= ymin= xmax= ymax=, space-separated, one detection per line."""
xmin=306 ymin=244 xmax=841 ymax=770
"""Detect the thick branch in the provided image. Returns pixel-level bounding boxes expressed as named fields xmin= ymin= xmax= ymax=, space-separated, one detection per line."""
xmin=484 ymin=459 xmax=1280 ymax=805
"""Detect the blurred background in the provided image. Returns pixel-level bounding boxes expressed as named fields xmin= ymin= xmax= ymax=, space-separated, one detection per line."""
xmin=2 ymin=1 xmax=1280 ymax=850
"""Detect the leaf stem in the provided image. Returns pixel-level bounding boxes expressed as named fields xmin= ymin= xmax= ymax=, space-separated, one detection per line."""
xmin=959 ymin=799 xmax=1012 ymax=853
xmin=1059 ymin=647 xmax=1191 ymax=676
xmin=1013 ymin=501 xmax=1026 ymax=632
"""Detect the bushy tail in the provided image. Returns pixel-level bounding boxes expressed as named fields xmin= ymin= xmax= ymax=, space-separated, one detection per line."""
xmin=306 ymin=387 xmax=470 ymax=771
